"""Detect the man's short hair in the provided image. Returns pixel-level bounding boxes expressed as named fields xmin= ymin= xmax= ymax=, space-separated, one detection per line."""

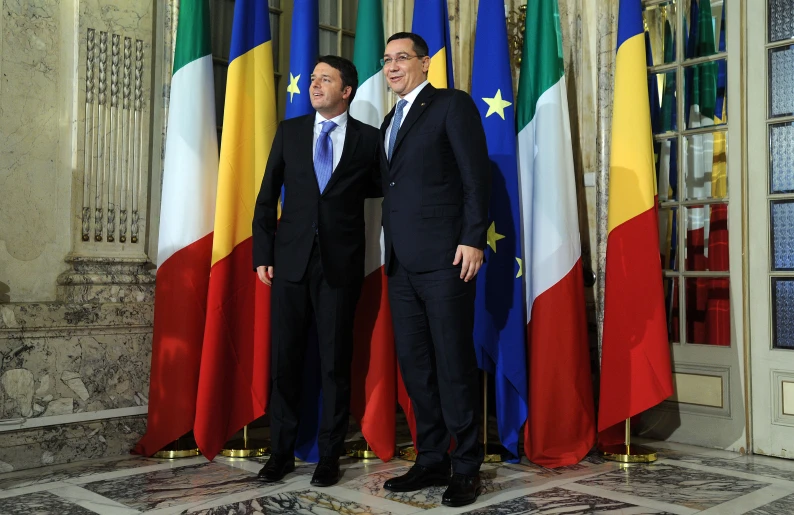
xmin=317 ymin=55 xmax=359 ymax=104
xmin=386 ymin=32 xmax=430 ymax=58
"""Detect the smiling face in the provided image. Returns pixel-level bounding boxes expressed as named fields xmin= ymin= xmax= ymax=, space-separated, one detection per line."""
xmin=310 ymin=62 xmax=351 ymax=118
xmin=383 ymin=38 xmax=430 ymax=98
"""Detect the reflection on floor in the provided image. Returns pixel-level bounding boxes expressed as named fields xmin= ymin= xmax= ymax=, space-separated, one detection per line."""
xmin=3 ymin=435 xmax=794 ymax=514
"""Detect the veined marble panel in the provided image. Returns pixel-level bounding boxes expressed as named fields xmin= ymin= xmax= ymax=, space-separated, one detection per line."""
xmin=463 ymin=486 xmax=676 ymax=514
xmin=747 ymin=493 xmax=794 ymax=515
xmin=0 ymin=301 xmax=152 ymax=332
xmin=80 ymin=461 xmax=260 ymax=512
xmin=338 ymin=465 xmax=533 ymax=510
xmin=0 ymin=454 xmax=159 ymax=490
xmin=663 ymin=455 xmax=794 ymax=483
xmin=0 ymin=490 xmax=97 ymax=515
xmin=0 ymin=329 xmax=151 ymax=421
xmin=0 ymin=415 xmax=146 ymax=472
xmin=189 ymin=489 xmax=392 ymax=515
xmin=576 ymin=463 xmax=770 ymax=511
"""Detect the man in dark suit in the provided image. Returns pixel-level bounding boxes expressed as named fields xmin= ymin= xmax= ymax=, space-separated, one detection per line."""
xmin=252 ymin=55 xmax=380 ymax=487
xmin=379 ymin=33 xmax=491 ymax=507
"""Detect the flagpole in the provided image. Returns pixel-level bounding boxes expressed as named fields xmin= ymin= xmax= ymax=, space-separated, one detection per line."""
xmin=152 ymin=433 xmax=201 ymax=459
xmin=219 ymin=424 xmax=268 ymax=458
xmin=482 ymin=371 xmax=507 ymax=463
xmin=599 ymin=418 xmax=658 ymax=463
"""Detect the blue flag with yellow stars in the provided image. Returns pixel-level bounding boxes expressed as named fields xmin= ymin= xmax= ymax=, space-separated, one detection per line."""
xmin=285 ymin=0 xmax=318 ymax=119
xmin=285 ymin=0 xmax=323 ymax=464
xmin=471 ymin=0 xmax=528 ymax=463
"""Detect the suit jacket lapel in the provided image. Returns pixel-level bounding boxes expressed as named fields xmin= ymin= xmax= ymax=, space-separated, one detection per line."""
xmin=322 ymin=116 xmax=359 ymax=195
xmin=391 ymin=85 xmax=435 ymax=159
xmin=301 ymin=115 xmax=317 ymax=193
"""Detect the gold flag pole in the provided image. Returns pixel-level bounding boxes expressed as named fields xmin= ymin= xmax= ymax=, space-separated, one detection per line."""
xmin=220 ymin=424 xmax=269 ymax=458
xmin=599 ymin=418 xmax=657 ymax=463
xmin=482 ymin=370 xmax=507 ymax=463
xmin=152 ymin=433 xmax=201 ymax=459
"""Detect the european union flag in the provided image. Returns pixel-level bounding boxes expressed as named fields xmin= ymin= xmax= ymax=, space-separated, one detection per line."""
xmin=285 ymin=0 xmax=319 ymax=119
xmin=285 ymin=0 xmax=323 ymax=463
xmin=471 ymin=0 xmax=527 ymax=463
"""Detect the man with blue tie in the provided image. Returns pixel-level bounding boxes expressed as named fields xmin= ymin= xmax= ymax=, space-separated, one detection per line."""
xmin=252 ymin=55 xmax=381 ymax=487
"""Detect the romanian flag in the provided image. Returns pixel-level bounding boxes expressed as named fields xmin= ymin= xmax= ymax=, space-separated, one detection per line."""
xmin=134 ymin=0 xmax=218 ymax=456
xmin=598 ymin=0 xmax=674 ymax=441
xmin=471 ymin=0 xmax=527 ymax=464
xmin=348 ymin=0 xmax=397 ymax=462
xmin=412 ymin=0 xmax=454 ymax=88
xmin=193 ymin=0 xmax=278 ymax=460
xmin=517 ymin=0 xmax=595 ymax=466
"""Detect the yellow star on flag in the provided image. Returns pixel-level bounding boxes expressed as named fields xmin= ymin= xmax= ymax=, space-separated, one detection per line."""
xmin=515 ymin=257 xmax=523 ymax=278
xmin=487 ymin=221 xmax=505 ymax=253
xmin=482 ymin=89 xmax=512 ymax=120
xmin=287 ymin=72 xmax=301 ymax=102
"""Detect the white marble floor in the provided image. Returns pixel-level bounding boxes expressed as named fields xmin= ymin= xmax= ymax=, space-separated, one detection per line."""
xmin=3 ymin=439 xmax=794 ymax=514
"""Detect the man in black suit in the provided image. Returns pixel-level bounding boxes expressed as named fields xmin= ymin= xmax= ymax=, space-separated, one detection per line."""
xmin=252 ymin=55 xmax=380 ymax=487
xmin=379 ymin=33 xmax=491 ymax=507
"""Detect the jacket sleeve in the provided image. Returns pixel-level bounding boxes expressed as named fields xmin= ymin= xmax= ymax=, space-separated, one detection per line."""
xmin=252 ymin=122 xmax=286 ymax=269
xmin=446 ymin=91 xmax=491 ymax=250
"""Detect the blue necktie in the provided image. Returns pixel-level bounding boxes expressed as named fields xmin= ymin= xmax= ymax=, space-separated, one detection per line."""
xmin=314 ymin=121 xmax=337 ymax=193
xmin=387 ymin=99 xmax=408 ymax=162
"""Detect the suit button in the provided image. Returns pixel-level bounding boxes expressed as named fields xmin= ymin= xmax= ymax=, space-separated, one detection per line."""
xmin=389 ymin=182 xmax=395 ymax=187
xmin=311 ymin=222 xmax=316 ymax=228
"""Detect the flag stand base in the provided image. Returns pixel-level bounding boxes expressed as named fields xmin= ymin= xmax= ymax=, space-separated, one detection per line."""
xmin=484 ymin=443 xmax=508 ymax=463
xmin=599 ymin=419 xmax=657 ymax=463
xmin=347 ymin=440 xmax=378 ymax=459
xmin=599 ymin=443 xmax=658 ymax=463
xmin=152 ymin=435 xmax=201 ymax=459
xmin=219 ymin=425 xmax=269 ymax=458
xmin=397 ymin=445 xmax=417 ymax=462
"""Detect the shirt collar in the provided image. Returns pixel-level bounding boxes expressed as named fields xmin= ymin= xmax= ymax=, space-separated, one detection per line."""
xmin=399 ymin=80 xmax=430 ymax=107
xmin=315 ymin=110 xmax=348 ymax=129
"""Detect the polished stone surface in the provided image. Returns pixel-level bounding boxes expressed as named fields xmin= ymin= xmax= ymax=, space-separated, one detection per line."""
xmin=1 ymin=440 xmax=794 ymax=514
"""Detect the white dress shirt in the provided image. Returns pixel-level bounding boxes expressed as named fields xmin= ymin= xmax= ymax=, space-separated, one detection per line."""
xmin=384 ymin=80 xmax=430 ymax=156
xmin=313 ymin=111 xmax=348 ymax=172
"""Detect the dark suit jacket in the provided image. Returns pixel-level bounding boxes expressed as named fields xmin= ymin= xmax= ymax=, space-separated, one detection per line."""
xmin=253 ymin=113 xmax=381 ymax=287
xmin=380 ymin=84 xmax=491 ymax=274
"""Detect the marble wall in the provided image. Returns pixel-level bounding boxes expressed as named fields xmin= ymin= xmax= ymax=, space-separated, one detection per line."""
xmin=0 ymin=0 xmax=158 ymax=472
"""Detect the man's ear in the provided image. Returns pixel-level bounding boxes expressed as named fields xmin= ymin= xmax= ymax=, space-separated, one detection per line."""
xmin=342 ymin=85 xmax=352 ymax=100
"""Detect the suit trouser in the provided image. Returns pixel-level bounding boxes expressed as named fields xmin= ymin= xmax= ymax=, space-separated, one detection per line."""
xmin=388 ymin=260 xmax=483 ymax=476
xmin=268 ymin=238 xmax=363 ymax=457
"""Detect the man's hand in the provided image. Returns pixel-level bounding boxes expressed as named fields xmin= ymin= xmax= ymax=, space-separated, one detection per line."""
xmin=453 ymin=245 xmax=484 ymax=282
xmin=257 ymin=266 xmax=275 ymax=286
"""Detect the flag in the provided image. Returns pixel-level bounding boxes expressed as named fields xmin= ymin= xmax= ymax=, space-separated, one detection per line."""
xmin=134 ymin=0 xmax=217 ymax=456
xmin=282 ymin=0 xmax=324 ymax=464
xmin=285 ymin=0 xmax=319 ymax=119
xmin=348 ymin=0 xmax=397 ymax=462
xmin=471 ymin=0 xmax=527 ymax=464
xmin=598 ymin=0 xmax=674 ymax=440
xmin=193 ymin=0 xmax=278 ymax=460
xmin=411 ymin=0 xmax=454 ymax=88
xmin=517 ymin=0 xmax=596 ymax=467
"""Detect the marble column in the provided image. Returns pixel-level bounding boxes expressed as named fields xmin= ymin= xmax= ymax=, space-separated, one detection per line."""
xmin=595 ymin=0 xmax=619 ymax=365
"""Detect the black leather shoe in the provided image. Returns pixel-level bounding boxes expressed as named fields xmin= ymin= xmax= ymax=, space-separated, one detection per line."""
xmin=258 ymin=454 xmax=295 ymax=483
xmin=383 ymin=464 xmax=450 ymax=492
xmin=310 ymin=456 xmax=341 ymax=487
xmin=441 ymin=473 xmax=482 ymax=507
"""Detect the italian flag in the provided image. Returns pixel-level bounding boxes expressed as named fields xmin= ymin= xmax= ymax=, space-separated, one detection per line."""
xmin=135 ymin=0 xmax=218 ymax=456
xmin=348 ymin=0 xmax=397 ymax=462
xmin=517 ymin=0 xmax=596 ymax=467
